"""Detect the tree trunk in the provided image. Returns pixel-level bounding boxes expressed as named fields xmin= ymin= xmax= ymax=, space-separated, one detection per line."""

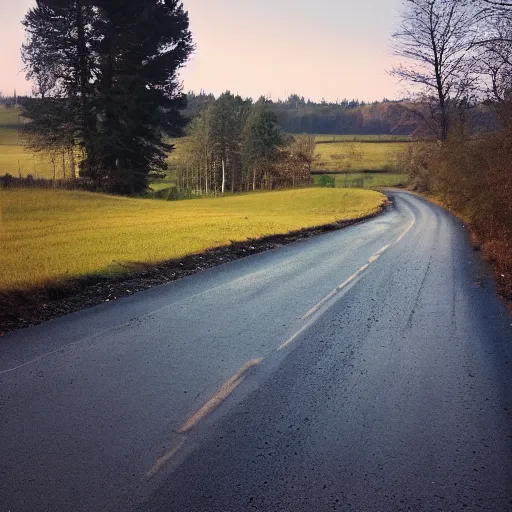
xmin=221 ymin=158 xmax=226 ymax=194
xmin=70 ymin=149 xmax=76 ymax=180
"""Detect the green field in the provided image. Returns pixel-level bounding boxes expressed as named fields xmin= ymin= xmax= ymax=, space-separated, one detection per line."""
xmin=0 ymin=106 xmax=58 ymax=178
xmin=0 ymin=188 xmax=386 ymax=291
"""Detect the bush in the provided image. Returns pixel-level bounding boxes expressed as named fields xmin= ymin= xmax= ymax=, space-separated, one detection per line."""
xmin=314 ymin=175 xmax=336 ymax=188
xmin=398 ymin=111 xmax=512 ymax=299
xmin=396 ymin=142 xmax=440 ymax=193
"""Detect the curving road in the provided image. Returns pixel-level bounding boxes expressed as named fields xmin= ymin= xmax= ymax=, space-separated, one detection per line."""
xmin=1 ymin=191 xmax=511 ymax=511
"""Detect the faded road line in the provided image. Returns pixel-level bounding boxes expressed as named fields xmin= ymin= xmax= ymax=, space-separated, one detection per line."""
xmin=178 ymin=358 xmax=264 ymax=434
xmin=145 ymin=438 xmax=186 ymax=479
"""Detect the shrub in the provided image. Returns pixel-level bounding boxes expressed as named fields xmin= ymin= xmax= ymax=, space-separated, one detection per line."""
xmin=314 ymin=175 xmax=336 ymax=188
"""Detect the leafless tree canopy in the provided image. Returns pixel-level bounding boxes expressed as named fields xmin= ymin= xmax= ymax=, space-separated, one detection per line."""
xmin=392 ymin=0 xmax=512 ymax=139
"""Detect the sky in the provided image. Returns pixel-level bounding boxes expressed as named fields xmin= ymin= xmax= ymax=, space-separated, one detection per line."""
xmin=0 ymin=0 xmax=404 ymax=102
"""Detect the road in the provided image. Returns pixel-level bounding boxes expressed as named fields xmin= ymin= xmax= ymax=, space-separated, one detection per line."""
xmin=1 ymin=190 xmax=511 ymax=512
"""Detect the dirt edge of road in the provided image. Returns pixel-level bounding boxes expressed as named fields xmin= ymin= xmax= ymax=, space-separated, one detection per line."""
xmin=0 ymin=201 xmax=390 ymax=336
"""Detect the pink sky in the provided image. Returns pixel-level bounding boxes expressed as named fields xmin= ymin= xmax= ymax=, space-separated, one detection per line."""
xmin=0 ymin=0 xmax=403 ymax=102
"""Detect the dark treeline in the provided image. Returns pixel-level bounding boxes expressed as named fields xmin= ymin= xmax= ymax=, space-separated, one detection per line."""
xmin=0 ymin=94 xmax=30 ymax=109
xmin=176 ymin=93 xmax=315 ymax=194
xmin=20 ymin=0 xmax=193 ymax=195
xmin=185 ymin=92 xmax=499 ymax=136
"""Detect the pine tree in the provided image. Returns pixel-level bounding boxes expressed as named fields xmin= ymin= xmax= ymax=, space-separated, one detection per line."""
xmin=22 ymin=0 xmax=193 ymax=194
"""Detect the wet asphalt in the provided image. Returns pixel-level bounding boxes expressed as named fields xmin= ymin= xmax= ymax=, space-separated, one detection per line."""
xmin=1 ymin=191 xmax=511 ymax=511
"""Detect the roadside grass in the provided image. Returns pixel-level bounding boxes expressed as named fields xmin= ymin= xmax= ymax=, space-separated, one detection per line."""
xmin=313 ymin=141 xmax=409 ymax=172
xmin=0 ymin=187 xmax=386 ymax=292
xmin=314 ymin=172 xmax=408 ymax=189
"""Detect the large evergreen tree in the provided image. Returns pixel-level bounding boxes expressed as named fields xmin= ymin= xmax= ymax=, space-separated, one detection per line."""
xmin=22 ymin=0 xmax=193 ymax=194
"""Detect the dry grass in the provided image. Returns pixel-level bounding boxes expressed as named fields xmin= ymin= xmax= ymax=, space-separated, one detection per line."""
xmin=0 ymin=145 xmax=58 ymax=178
xmin=314 ymin=134 xmax=410 ymax=143
xmin=313 ymin=141 xmax=410 ymax=172
xmin=0 ymin=187 xmax=385 ymax=291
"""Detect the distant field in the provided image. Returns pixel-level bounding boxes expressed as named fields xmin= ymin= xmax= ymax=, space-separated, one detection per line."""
xmin=0 ymin=106 xmax=22 ymax=128
xmin=0 ymin=188 xmax=386 ymax=291
xmin=155 ymin=135 xmax=411 ymax=185
xmin=0 ymin=145 xmax=57 ymax=178
xmin=314 ymin=172 xmax=408 ymax=189
xmin=313 ymin=141 xmax=409 ymax=172
xmin=314 ymin=134 xmax=410 ymax=143
xmin=0 ymin=110 xmax=409 ymax=182
xmin=149 ymin=175 xmax=176 ymax=191
xmin=0 ymin=127 xmax=22 ymax=146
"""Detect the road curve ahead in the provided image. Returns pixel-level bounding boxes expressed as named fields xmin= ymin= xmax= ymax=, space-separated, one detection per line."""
xmin=1 ymin=191 xmax=511 ymax=512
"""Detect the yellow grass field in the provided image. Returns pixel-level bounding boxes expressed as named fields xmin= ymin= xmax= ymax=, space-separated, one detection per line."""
xmin=0 ymin=145 xmax=57 ymax=178
xmin=0 ymin=188 xmax=385 ymax=291
xmin=0 ymin=108 xmax=409 ymax=184
xmin=314 ymin=134 xmax=410 ymax=143
xmin=313 ymin=141 xmax=409 ymax=172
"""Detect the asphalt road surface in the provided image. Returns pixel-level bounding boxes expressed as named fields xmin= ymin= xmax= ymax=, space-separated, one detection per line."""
xmin=1 ymin=190 xmax=511 ymax=512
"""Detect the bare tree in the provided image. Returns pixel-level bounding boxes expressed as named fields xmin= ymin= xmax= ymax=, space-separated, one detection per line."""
xmin=391 ymin=0 xmax=482 ymax=140
xmin=477 ymin=17 xmax=512 ymax=101
xmin=290 ymin=134 xmax=316 ymax=171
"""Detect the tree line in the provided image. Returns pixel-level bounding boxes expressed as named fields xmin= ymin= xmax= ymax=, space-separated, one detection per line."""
xmin=175 ymin=93 xmax=315 ymax=194
xmin=392 ymin=0 xmax=512 ymax=297
xmin=20 ymin=0 xmax=193 ymax=195
xmin=185 ymin=92 xmax=499 ymax=136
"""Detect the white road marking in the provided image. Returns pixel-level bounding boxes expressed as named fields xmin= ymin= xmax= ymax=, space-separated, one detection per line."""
xmin=290 ymin=210 xmax=417 ymax=347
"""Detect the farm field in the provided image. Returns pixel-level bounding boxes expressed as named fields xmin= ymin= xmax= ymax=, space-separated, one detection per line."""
xmin=314 ymin=134 xmax=410 ymax=143
xmin=0 ymin=187 xmax=386 ymax=291
xmin=314 ymin=172 xmax=408 ymax=189
xmin=313 ymin=141 xmax=409 ymax=172
xmin=0 ymin=145 xmax=57 ymax=178
xmin=0 ymin=109 xmax=410 ymax=185
xmin=0 ymin=107 xmax=180 ymax=181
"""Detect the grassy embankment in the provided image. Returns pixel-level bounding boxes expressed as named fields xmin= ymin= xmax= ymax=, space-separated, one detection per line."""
xmin=0 ymin=187 xmax=386 ymax=293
